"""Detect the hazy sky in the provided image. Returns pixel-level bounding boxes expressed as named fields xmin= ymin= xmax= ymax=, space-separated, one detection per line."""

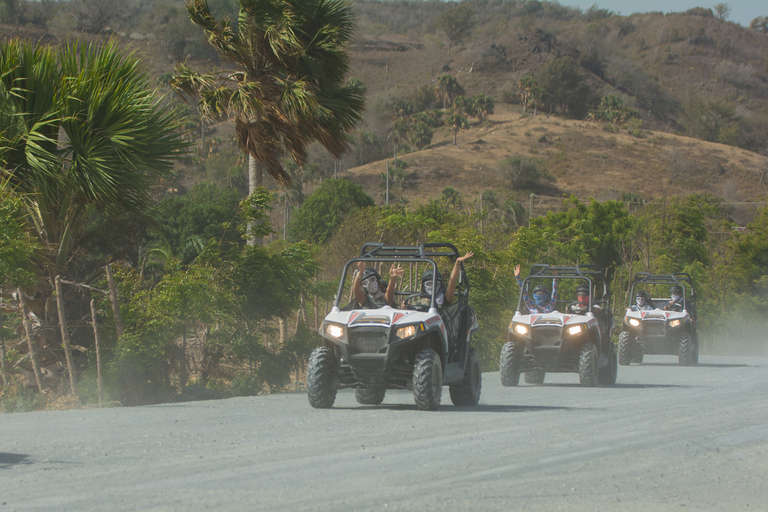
xmin=556 ymin=1 xmax=764 ymax=28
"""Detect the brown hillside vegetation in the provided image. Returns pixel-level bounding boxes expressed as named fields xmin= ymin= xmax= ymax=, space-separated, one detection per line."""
xmin=346 ymin=104 xmax=768 ymax=223
xmin=3 ymin=2 xmax=768 ymax=225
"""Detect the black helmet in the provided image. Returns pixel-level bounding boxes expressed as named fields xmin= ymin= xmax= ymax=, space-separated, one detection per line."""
xmin=361 ymin=267 xmax=381 ymax=282
xmin=421 ymin=268 xmax=444 ymax=285
xmin=576 ymin=283 xmax=590 ymax=295
xmin=635 ymin=290 xmax=649 ymax=299
xmin=531 ymin=284 xmax=550 ymax=296
xmin=670 ymin=284 xmax=683 ymax=295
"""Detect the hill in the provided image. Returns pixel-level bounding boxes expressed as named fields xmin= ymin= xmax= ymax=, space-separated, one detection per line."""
xmin=2 ymin=1 xmax=768 ymax=224
xmin=344 ymin=103 xmax=768 ymax=223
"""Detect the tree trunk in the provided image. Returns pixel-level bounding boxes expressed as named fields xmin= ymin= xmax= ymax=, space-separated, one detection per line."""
xmin=55 ymin=276 xmax=77 ymax=394
xmin=17 ymin=289 xmax=46 ymax=392
xmin=314 ymin=295 xmax=319 ymax=331
xmin=0 ymin=313 xmax=8 ymax=387
xmin=179 ymin=327 xmax=188 ymax=395
xmin=247 ymin=154 xmax=265 ymax=246
xmin=278 ymin=317 xmax=286 ymax=345
xmin=105 ymin=264 xmax=123 ymax=338
xmin=90 ymin=299 xmax=104 ymax=406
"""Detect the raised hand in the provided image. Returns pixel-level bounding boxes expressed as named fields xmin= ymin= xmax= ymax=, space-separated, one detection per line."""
xmin=457 ymin=251 xmax=474 ymax=263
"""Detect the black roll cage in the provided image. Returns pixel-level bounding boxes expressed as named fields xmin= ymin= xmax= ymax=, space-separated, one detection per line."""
xmin=630 ymin=272 xmax=696 ymax=311
xmin=517 ymin=264 xmax=611 ymax=314
xmin=333 ymin=242 xmax=467 ymax=311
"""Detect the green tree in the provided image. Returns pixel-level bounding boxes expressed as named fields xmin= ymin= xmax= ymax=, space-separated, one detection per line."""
xmin=471 ymin=94 xmax=494 ymax=122
xmin=436 ymin=74 xmax=465 ymax=109
xmin=409 ymin=121 xmax=433 ymax=149
xmin=518 ymin=74 xmax=535 ymax=113
xmin=0 ymin=39 xmax=186 ymax=285
xmin=172 ymin=0 xmax=365 ymax=209
xmin=445 ymin=113 xmax=469 ymax=145
xmin=536 ymin=56 xmax=594 ymax=118
xmin=0 ymin=181 xmax=36 ymax=288
xmin=155 ymin=183 xmax=243 ymax=263
xmin=497 ymin=155 xmax=554 ymax=190
xmin=435 ymin=3 xmax=475 ymax=52
xmin=288 ymin=178 xmax=374 ymax=244
xmin=681 ymin=94 xmax=740 ymax=143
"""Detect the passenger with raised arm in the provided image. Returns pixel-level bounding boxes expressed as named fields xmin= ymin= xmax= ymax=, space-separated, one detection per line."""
xmin=419 ymin=252 xmax=474 ymax=307
xmin=353 ymin=262 xmax=403 ymax=308
xmin=514 ymin=264 xmax=559 ymax=313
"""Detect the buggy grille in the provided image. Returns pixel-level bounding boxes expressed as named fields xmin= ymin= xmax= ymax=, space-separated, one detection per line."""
xmin=349 ymin=328 xmax=389 ymax=353
xmin=643 ymin=321 xmax=666 ymax=335
xmin=532 ymin=326 xmax=562 ymax=346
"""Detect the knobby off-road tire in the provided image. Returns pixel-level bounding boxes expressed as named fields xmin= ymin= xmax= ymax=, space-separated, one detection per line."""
xmin=618 ymin=331 xmax=632 ymax=366
xmin=354 ymin=387 xmax=386 ymax=405
xmin=449 ymin=348 xmax=482 ymax=406
xmin=524 ymin=369 xmax=545 ymax=384
xmin=598 ymin=343 xmax=618 ymax=385
xmin=306 ymin=347 xmax=338 ymax=408
xmin=678 ymin=333 xmax=693 ymax=366
xmin=413 ymin=349 xmax=442 ymax=411
xmin=499 ymin=341 xmax=521 ymax=387
xmin=578 ymin=343 xmax=599 ymax=387
xmin=631 ymin=340 xmax=644 ymax=364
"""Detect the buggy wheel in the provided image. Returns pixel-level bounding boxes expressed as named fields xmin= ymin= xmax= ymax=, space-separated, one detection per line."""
xmin=618 ymin=331 xmax=632 ymax=366
xmin=354 ymin=387 xmax=386 ymax=405
xmin=598 ymin=343 xmax=618 ymax=385
xmin=306 ymin=347 xmax=338 ymax=408
xmin=449 ymin=348 xmax=482 ymax=406
xmin=578 ymin=343 xmax=599 ymax=387
xmin=523 ymin=369 xmax=545 ymax=384
xmin=678 ymin=333 xmax=693 ymax=366
xmin=499 ymin=341 xmax=521 ymax=387
xmin=631 ymin=340 xmax=644 ymax=364
xmin=413 ymin=349 xmax=442 ymax=411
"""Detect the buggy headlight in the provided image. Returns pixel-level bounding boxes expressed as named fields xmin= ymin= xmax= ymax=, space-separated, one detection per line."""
xmin=325 ymin=324 xmax=345 ymax=338
xmin=628 ymin=318 xmax=641 ymax=327
xmin=396 ymin=325 xmax=417 ymax=339
xmin=567 ymin=325 xmax=583 ymax=336
xmin=669 ymin=319 xmax=681 ymax=328
xmin=514 ymin=324 xmax=529 ymax=336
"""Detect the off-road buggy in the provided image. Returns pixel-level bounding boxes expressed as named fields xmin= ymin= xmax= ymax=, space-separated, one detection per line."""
xmin=619 ymin=273 xmax=699 ymax=366
xmin=499 ymin=265 xmax=617 ymax=387
xmin=306 ymin=243 xmax=481 ymax=411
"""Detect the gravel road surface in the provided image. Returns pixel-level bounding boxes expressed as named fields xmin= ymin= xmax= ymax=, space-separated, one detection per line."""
xmin=2 ymin=354 xmax=767 ymax=512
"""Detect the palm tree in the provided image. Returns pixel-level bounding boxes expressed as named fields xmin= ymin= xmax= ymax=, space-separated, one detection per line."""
xmin=0 ymin=40 xmax=186 ymax=281
xmin=172 ymin=0 xmax=365 ymax=206
xmin=445 ymin=113 xmax=469 ymax=145
xmin=518 ymin=75 xmax=535 ymax=113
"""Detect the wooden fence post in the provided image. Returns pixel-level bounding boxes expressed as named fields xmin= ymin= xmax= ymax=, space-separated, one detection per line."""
xmin=55 ymin=276 xmax=77 ymax=394
xmin=0 ymin=312 xmax=8 ymax=387
xmin=105 ymin=264 xmax=123 ymax=338
xmin=17 ymin=288 xmax=46 ymax=392
xmin=89 ymin=299 xmax=104 ymax=406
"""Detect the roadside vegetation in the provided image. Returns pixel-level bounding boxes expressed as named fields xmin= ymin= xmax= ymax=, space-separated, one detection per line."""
xmin=1 ymin=0 xmax=767 ymax=410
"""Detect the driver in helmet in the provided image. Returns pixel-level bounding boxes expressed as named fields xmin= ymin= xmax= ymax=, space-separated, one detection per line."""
xmin=664 ymin=284 xmax=684 ymax=312
xmin=566 ymin=283 xmax=601 ymax=315
xmin=514 ymin=264 xmax=559 ymax=314
xmin=633 ymin=290 xmax=654 ymax=311
xmin=353 ymin=262 xmax=403 ymax=308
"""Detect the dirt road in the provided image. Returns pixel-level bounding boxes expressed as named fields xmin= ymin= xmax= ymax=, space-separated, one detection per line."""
xmin=2 ymin=355 xmax=767 ymax=511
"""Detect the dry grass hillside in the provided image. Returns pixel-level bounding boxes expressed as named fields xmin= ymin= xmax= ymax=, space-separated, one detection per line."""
xmin=3 ymin=2 xmax=768 ymax=224
xmin=344 ymin=103 xmax=768 ymax=223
